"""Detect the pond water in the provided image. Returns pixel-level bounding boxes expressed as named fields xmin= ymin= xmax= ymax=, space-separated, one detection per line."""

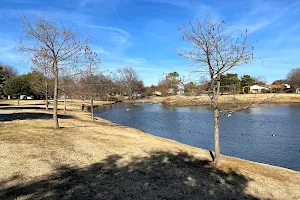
xmin=96 ymin=103 xmax=300 ymax=171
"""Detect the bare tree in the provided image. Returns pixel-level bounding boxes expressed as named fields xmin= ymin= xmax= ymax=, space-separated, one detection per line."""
xmin=32 ymin=52 xmax=53 ymax=110
xmin=59 ymin=70 xmax=75 ymax=113
xmin=177 ymin=14 xmax=254 ymax=167
xmin=117 ymin=67 xmax=140 ymax=100
xmin=0 ymin=63 xmax=18 ymax=80
xmin=287 ymin=67 xmax=300 ymax=90
xmin=19 ymin=15 xmax=89 ymax=129
xmin=254 ymin=76 xmax=267 ymax=86
xmin=82 ymin=46 xmax=101 ymax=122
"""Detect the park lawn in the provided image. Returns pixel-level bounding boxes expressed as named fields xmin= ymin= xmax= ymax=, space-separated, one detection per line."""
xmin=0 ymin=100 xmax=299 ymax=199
xmin=162 ymin=93 xmax=300 ymax=106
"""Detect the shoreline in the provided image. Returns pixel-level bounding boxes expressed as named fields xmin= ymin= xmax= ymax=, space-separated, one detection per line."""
xmin=0 ymin=99 xmax=300 ymax=199
xmin=121 ymin=94 xmax=300 ymax=107
xmin=94 ymin=101 xmax=300 ymax=172
xmin=161 ymin=94 xmax=300 ymax=106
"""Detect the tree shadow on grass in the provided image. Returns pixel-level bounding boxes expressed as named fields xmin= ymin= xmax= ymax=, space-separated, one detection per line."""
xmin=0 ymin=112 xmax=73 ymax=122
xmin=28 ymin=103 xmax=49 ymax=106
xmin=0 ymin=106 xmax=54 ymax=110
xmin=0 ymin=104 xmax=12 ymax=106
xmin=0 ymin=151 xmax=258 ymax=200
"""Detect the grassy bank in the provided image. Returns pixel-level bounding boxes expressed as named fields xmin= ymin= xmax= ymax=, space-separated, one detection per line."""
xmin=162 ymin=94 xmax=300 ymax=106
xmin=122 ymin=96 xmax=165 ymax=103
xmin=0 ymin=99 xmax=115 ymax=111
xmin=0 ymin=100 xmax=300 ymax=199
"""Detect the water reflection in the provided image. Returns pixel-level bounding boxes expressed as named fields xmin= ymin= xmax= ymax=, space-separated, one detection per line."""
xmin=96 ymin=103 xmax=300 ymax=171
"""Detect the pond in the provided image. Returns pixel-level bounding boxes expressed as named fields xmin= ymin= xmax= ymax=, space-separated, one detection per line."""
xmin=96 ymin=103 xmax=300 ymax=171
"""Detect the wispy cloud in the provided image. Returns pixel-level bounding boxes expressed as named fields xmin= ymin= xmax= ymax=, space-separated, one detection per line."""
xmin=124 ymin=58 xmax=146 ymax=65
xmin=85 ymin=25 xmax=130 ymax=38
xmin=1 ymin=0 xmax=300 ymax=85
xmin=141 ymin=0 xmax=189 ymax=8
xmin=2 ymin=0 xmax=40 ymax=4
xmin=114 ymin=7 xmax=121 ymax=21
xmin=85 ymin=24 xmax=131 ymax=46
xmin=228 ymin=0 xmax=300 ymax=34
xmin=93 ymin=47 xmax=112 ymax=57
xmin=231 ymin=18 xmax=277 ymax=34
xmin=0 ymin=37 xmax=30 ymax=73
xmin=79 ymin=0 xmax=103 ymax=7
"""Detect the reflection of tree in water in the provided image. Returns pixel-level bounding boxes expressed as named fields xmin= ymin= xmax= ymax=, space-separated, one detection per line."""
xmin=0 ymin=151 xmax=257 ymax=199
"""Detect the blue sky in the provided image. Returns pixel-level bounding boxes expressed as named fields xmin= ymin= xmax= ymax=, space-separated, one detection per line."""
xmin=0 ymin=0 xmax=299 ymax=85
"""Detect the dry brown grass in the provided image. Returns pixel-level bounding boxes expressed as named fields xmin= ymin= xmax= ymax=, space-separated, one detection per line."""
xmin=0 ymin=99 xmax=114 ymax=112
xmin=0 ymin=100 xmax=300 ymax=199
xmin=123 ymin=96 xmax=165 ymax=103
xmin=162 ymin=94 xmax=300 ymax=106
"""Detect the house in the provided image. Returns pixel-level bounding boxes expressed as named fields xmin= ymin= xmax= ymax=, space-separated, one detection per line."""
xmin=167 ymin=88 xmax=174 ymax=95
xmin=166 ymin=83 xmax=185 ymax=95
xmin=175 ymin=83 xmax=185 ymax=95
xmin=132 ymin=92 xmax=141 ymax=99
xmin=265 ymin=84 xmax=291 ymax=93
xmin=283 ymin=84 xmax=291 ymax=89
xmin=249 ymin=85 xmax=269 ymax=94
xmin=153 ymin=91 xmax=162 ymax=96
xmin=265 ymin=84 xmax=283 ymax=93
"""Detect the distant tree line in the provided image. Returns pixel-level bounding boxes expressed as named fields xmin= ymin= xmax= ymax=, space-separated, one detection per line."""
xmin=3 ymin=66 xmax=145 ymax=101
xmin=0 ymin=63 xmax=18 ymax=97
xmin=4 ymin=65 xmax=300 ymax=104
xmin=144 ymin=73 xmax=268 ymax=96
xmin=138 ymin=67 xmax=300 ymax=97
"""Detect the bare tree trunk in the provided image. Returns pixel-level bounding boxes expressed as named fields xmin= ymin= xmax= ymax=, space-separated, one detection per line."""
xmin=64 ymin=94 xmax=66 ymax=114
xmin=45 ymin=95 xmax=49 ymax=110
xmin=91 ymin=95 xmax=94 ymax=122
xmin=53 ymin=61 xmax=59 ymax=129
xmin=214 ymin=108 xmax=221 ymax=168
xmin=45 ymin=81 xmax=48 ymax=110
xmin=128 ymin=87 xmax=132 ymax=100
xmin=213 ymin=73 xmax=221 ymax=168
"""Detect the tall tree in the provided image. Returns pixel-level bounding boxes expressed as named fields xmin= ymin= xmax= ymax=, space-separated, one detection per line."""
xmin=241 ymin=75 xmax=255 ymax=87
xmin=177 ymin=14 xmax=254 ymax=167
xmin=220 ymin=73 xmax=240 ymax=93
xmin=19 ymin=15 xmax=89 ymax=129
xmin=254 ymin=76 xmax=267 ymax=85
xmin=1 ymin=64 xmax=18 ymax=80
xmin=0 ymin=64 xmax=17 ymax=96
xmin=82 ymin=46 xmax=101 ymax=122
xmin=26 ymin=71 xmax=46 ymax=96
xmin=117 ymin=67 xmax=140 ymax=100
xmin=241 ymin=75 xmax=256 ymax=93
xmin=59 ymin=71 xmax=75 ymax=113
xmin=0 ymin=66 xmax=5 ymax=96
xmin=4 ymin=75 xmax=32 ymax=105
xmin=272 ymin=79 xmax=286 ymax=85
xmin=287 ymin=67 xmax=300 ymax=90
xmin=32 ymin=51 xmax=54 ymax=110
xmin=165 ymin=72 xmax=180 ymax=90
